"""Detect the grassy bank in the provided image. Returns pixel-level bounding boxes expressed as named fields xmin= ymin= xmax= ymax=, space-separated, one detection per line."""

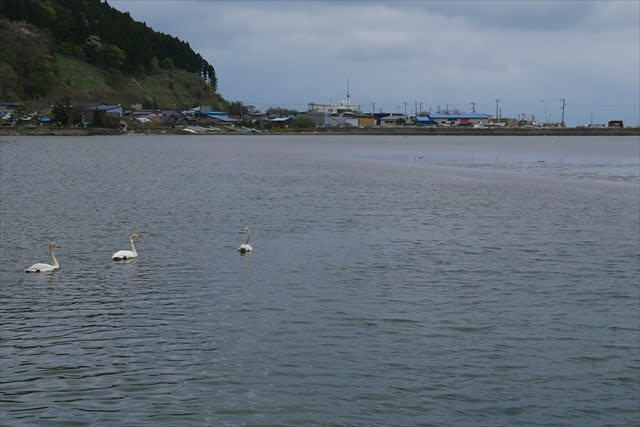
xmin=23 ymin=55 xmax=228 ymax=112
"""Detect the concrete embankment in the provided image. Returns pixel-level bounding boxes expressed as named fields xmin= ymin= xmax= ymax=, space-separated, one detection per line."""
xmin=298 ymin=127 xmax=639 ymax=136
xmin=1 ymin=126 xmax=638 ymax=137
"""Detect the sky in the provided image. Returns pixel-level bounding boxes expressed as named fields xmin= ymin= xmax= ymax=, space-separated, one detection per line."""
xmin=110 ymin=0 xmax=640 ymax=126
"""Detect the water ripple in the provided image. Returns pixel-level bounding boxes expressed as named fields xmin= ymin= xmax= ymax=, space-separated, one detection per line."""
xmin=1 ymin=135 xmax=638 ymax=426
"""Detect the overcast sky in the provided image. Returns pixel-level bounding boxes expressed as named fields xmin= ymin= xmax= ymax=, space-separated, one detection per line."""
xmin=110 ymin=0 xmax=639 ymax=126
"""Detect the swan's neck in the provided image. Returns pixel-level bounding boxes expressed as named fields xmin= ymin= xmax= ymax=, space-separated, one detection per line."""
xmin=130 ymin=238 xmax=138 ymax=255
xmin=49 ymin=246 xmax=59 ymax=268
xmin=245 ymin=231 xmax=251 ymax=245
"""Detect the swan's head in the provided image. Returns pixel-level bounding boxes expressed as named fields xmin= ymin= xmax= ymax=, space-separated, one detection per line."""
xmin=131 ymin=233 xmax=141 ymax=239
xmin=50 ymin=242 xmax=60 ymax=248
xmin=242 ymin=227 xmax=250 ymax=232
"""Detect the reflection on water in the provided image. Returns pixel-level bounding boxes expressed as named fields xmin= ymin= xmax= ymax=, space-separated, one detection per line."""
xmin=1 ymin=135 xmax=638 ymax=426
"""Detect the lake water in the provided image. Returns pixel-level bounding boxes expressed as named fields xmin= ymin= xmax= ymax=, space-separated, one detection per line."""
xmin=1 ymin=135 xmax=639 ymax=426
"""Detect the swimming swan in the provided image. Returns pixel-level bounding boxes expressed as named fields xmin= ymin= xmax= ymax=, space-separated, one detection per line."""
xmin=112 ymin=233 xmax=141 ymax=260
xmin=25 ymin=242 xmax=60 ymax=273
xmin=238 ymin=227 xmax=253 ymax=253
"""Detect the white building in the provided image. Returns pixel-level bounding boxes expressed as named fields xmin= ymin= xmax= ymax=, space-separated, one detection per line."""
xmin=308 ymin=99 xmax=361 ymax=114
xmin=428 ymin=113 xmax=490 ymax=126
xmin=380 ymin=114 xmax=412 ymax=127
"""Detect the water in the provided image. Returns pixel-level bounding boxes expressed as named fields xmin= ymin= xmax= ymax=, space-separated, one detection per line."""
xmin=1 ymin=135 xmax=638 ymax=426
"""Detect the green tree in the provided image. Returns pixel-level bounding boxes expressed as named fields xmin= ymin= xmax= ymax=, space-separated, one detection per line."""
xmin=105 ymin=44 xmax=126 ymax=70
xmin=229 ymin=101 xmax=249 ymax=116
xmin=160 ymin=57 xmax=174 ymax=70
xmin=0 ymin=18 xmax=58 ymax=100
xmin=267 ymin=107 xmax=299 ymax=116
xmin=51 ymin=99 xmax=69 ymax=125
xmin=0 ymin=61 xmax=19 ymax=99
xmin=293 ymin=115 xmax=315 ymax=128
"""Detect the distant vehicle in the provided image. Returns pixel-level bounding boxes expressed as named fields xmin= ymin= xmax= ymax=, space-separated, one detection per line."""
xmin=608 ymin=120 xmax=624 ymax=128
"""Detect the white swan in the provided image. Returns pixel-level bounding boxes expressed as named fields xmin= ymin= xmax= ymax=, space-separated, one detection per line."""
xmin=112 ymin=233 xmax=141 ymax=260
xmin=25 ymin=242 xmax=60 ymax=273
xmin=238 ymin=227 xmax=253 ymax=253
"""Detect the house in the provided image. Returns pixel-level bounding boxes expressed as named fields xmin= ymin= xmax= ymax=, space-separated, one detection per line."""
xmin=79 ymin=103 xmax=123 ymax=122
xmin=608 ymin=120 xmax=624 ymax=128
xmin=187 ymin=109 xmax=237 ymax=126
xmin=183 ymin=106 xmax=215 ymax=117
xmin=205 ymin=111 xmax=236 ymax=125
xmin=341 ymin=112 xmax=359 ymax=127
xmin=266 ymin=116 xmax=293 ymax=128
xmin=0 ymin=102 xmax=21 ymax=110
xmin=428 ymin=113 xmax=490 ymax=126
xmin=195 ymin=111 xmax=236 ymax=126
xmin=416 ymin=116 xmax=435 ymax=126
xmin=356 ymin=114 xmax=375 ymax=127
xmin=299 ymin=111 xmax=373 ymax=128
xmin=97 ymin=104 xmax=123 ymax=117
xmin=372 ymin=112 xmax=389 ymax=126
xmin=161 ymin=110 xmax=179 ymax=118
xmin=129 ymin=109 xmax=158 ymax=118
xmin=490 ymin=118 xmax=519 ymax=127
xmin=209 ymin=115 xmax=237 ymax=125
xmin=380 ymin=114 xmax=411 ymax=127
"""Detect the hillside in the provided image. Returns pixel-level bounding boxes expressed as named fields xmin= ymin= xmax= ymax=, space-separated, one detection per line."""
xmin=52 ymin=54 xmax=227 ymax=111
xmin=0 ymin=0 xmax=227 ymax=111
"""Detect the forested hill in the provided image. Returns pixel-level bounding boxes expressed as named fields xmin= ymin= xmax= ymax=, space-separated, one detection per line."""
xmin=1 ymin=0 xmax=216 ymax=85
xmin=0 ymin=0 xmax=224 ymax=110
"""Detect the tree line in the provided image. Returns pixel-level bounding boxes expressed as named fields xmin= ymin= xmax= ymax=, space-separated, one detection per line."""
xmin=0 ymin=0 xmax=217 ymax=88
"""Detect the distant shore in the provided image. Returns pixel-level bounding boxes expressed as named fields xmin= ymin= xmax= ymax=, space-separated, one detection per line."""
xmin=1 ymin=126 xmax=638 ymax=137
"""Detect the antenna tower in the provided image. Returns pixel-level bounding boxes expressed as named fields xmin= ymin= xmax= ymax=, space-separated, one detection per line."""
xmin=346 ymin=78 xmax=350 ymax=109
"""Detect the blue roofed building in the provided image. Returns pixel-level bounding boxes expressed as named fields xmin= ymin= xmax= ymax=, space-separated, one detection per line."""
xmin=416 ymin=116 xmax=435 ymax=126
xmin=194 ymin=110 xmax=236 ymax=126
xmin=205 ymin=111 xmax=236 ymax=122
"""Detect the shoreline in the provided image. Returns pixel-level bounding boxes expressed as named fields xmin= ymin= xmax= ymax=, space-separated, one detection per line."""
xmin=1 ymin=126 xmax=638 ymax=137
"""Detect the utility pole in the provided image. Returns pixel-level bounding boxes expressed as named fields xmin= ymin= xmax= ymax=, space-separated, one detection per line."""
xmin=560 ymin=98 xmax=566 ymax=127
xmin=403 ymin=101 xmax=408 ymax=116
xmin=414 ymin=100 xmax=417 ymax=117
xmin=470 ymin=101 xmax=476 ymax=113
xmin=540 ymin=98 xmax=547 ymax=124
xmin=419 ymin=102 xmax=423 ymax=115
xmin=372 ymin=102 xmax=375 ymax=115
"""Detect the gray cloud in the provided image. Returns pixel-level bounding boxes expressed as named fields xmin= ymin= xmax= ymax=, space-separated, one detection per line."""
xmin=111 ymin=0 xmax=639 ymax=125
